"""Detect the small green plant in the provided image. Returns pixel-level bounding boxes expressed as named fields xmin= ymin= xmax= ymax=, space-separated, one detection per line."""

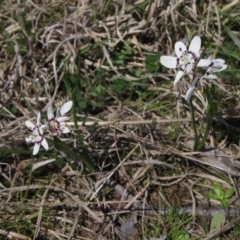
xmin=145 ymin=53 xmax=161 ymax=73
xmin=206 ymin=183 xmax=235 ymax=208
xmin=190 ymin=85 xmax=219 ymax=150
xmin=210 ymin=212 xmax=226 ymax=233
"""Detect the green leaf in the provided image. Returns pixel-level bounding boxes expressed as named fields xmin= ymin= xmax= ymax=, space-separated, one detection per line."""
xmin=93 ymin=39 xmax=109 ymax=49
xmin=221 ymin=199 xmax=230 ymax=208
xmin=127 ymin=68 xmax=142 ymax=77
xmin=50 ymin=137 xmax=95 ymax=173
xmin=54 ymin=157 xmax=65 ymax=167
xmin=210 ymin=212 xmax=226 ymax=232
xmin=213 ymin=183 xmax=224 ymax=198
xmin=69 ymin=75 xmax=77 ymax=83
xmin=225 ymin=26 xmax=240 ymax=50
xmin=110 ymin=79 xmax=132 ymax=94
xmin=177 ymin=233 xmax=190 ymax=240
xmin=10 ymin=105 xmax=17 ymax=114
xmin=0 ymin=147 xmax=30 ymax=155
xmin=206 ymin=101 xmax=217 ymax=119
xmin=78 ymin=99 xmax=87 ymax=109
xmin=122 ymin=47 xmax=132 ymax=55
xmin=129 ymin=0 xmax=150 ymax=12
xmin=80 ymin=45 xmax=91 ymax=54
xmin=145 ymin=54 xmax=160 ymax=73
xmin=224 ymin=187 xmax=235 ymax=199
xmin=95 ymin=85 xmax=103 ymax=94
xmin=206 ymin=192 xmax=221 ymax=201
xmin=114 ymin=59 xmax=124 ymax=65
xmin=134 ymin=69 xmax=141 ymax=77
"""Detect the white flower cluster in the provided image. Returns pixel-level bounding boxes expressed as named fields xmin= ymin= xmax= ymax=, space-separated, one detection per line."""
xmin=160 ymin=36 xmax=227 ymax=100
xmin=25 ymin=101 xmax=73 ymax=155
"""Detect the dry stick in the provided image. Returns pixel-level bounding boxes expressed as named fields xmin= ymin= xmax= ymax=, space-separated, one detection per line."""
xmin=34 ymin=175 xmax=59 ymax=240
xmin=203 ymin=215 xmax=240 ymax=240
xmin=64 ymin=118 xmax=192 ymax=127
xmin=0 ymin=185 xmax=102 ymax=223
xmin=68 ymin=208 xmax=82 ymax=240
xmin=213 ymin=1 xmax=221 ymax=53
xmin=123 ymin=181 xmax=151 ymax=210
xmin=112 ymin=120 xmax=131 ymax=221
xmin=42 ymin=35 xmax=86 ymax=112
xmin=34 ymin=187 xmax=49 ymax=240
xmin=221 ymin=0 xmax=239 ymax=11
xmin=182 ymin=181 xmax=196 ymax=216
xmin=2 ymin=189 xmax=239 ymax=219
xmin=0 ymin=229 xmax=29 ymax=240
xmin=107 ymin=178 xmax=240 ymax=218
xmin=89 ymin=144 xmax=140 ymax=201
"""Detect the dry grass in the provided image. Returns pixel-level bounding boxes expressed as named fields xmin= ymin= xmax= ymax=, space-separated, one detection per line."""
xmin=1 ymin=0 xmax=240 ymax=239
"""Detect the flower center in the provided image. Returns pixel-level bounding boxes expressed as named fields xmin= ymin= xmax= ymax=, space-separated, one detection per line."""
xmin=29 ymin=132 xmax=43 ymax=144
xmin=49 ymin=120 xmax=60 ymax=134
xmin=181 ymin=55 xmax=190 ymax=64
xmin=177 ymin=51 xmax=198 ymax=68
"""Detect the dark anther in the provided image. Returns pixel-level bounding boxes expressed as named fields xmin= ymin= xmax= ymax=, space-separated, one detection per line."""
xmin=177 ymin=58 xmax=180 ymax=65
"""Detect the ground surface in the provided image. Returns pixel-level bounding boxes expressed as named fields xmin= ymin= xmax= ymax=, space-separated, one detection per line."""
xmin=1 ymin=0 xmax=240 ymax=239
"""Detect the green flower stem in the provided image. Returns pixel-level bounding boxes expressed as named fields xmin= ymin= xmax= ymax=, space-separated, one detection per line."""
xmin=197 ymin=88 xmax=214 ymax=150
xmin=189 ymin=98 xmax=200 ymax=150
xmin=52 ymin=136 xmax=95 ymax=173
xmin=198 ymin=116 xmax=212 ymax=150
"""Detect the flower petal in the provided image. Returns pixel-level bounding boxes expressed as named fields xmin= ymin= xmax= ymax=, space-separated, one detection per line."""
xmin=197 ymin=59 xmax=211 ymax=67
xmin=174 ymin=70 xmax=185 ymax=85
xmin=203 ymin=74 xmax=218 ymax=80
xmin=185 ymin=86 xmax=196 ymax=101
xmin=188 ymin=36 xmax=201 ymax=54
xmin=211 ymin=79 xmax=230 ymax=93
xmin=174 ymin=41 xmax=187 ymax=57
xmin=213 ymin=59 xmax=225 ymax=65
xmin=36 ymin=112 xmax=41 ymax=126
xmin=38 ymin=125 xmax=45 ymax=135
xmin=212 ymin=64 xmax=228 ymax=72
xmin=40 ymin=124 xmax=47 ymax=131
xmin=32 ymin=135 xmax=42 ymax=143
xmin=47 ymin=106 xmax=54 ymax=120
xmin=60 ymin=101 xmax=73 ymax=116
xmin=185 ymin=63 xmax=193 ymax=73
xmin=192 ymin=77 xmax=201 ymax=87
xmin=25 ymin=136 xmax=32 ymax=142
xmin=60 ymin=125 xmax=70 ymax=134
xmin=25 ymin=120 xmax=35 ymax=130
xmin=208 ymin=54 xmax=214 ymax=60
xmin=160 ymin=56 xmax=177 ymax=68
xmin=220 ymin=64 xmax=228 ymax=71
xmin=57 ymin=116 xmax=69 ymax=122
xmin=41 ymin=138 xmax=49 ymax=150
xmin=33 ymin=143 xmax=40 ymax=155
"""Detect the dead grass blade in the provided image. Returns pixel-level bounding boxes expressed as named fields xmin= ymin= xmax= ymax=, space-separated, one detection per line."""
xmin=0 ymin=185 xmax=103 ymax=223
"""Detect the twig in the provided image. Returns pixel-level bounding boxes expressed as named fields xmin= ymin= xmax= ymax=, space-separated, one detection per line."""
xmin=203 ymin=215 xmax=240 ymax=240
xmin=63 ymin=118 xmax=192 ymax=126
